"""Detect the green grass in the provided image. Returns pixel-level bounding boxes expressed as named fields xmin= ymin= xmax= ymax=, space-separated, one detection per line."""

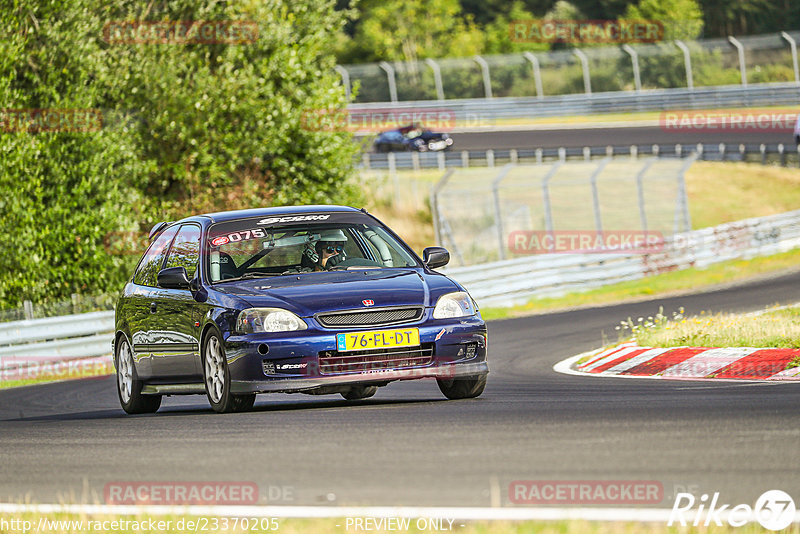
xmin=480 ymin=247 xmax=800 ymax=321
xmin=2 ymin=512 xmax=796 ymax=534
xmin=614 ymin=305 xmax=800 ymax=356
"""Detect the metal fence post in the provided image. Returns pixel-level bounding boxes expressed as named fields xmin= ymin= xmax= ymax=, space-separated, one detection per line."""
xmin=541 ymin=161 xmax=563 ymax=233
xmin=378 ymin=61 xmax=398 ymax=102
xmin=388 ymin=152 xmax=398 ymax=194
xmin=622 ymin=45 xmax=641 ymax=92
xmin=635 ymin=159 xmax=656 ymax=233
xmin=492 ymin=164 xmax=514 ymax=260
xmin=573 ymin=49 xmax=592 ymax=94
xmin=780 ymin=32 xmax=800 ymax=83
xmin=589 ymin=158 xmax=611 ymax=235
xmin=334 ymin=66 xmax=351 ymax=101
xmin=728 ymin=36 xmax=747 ymax=86
xmin=674 ymin=40 xmax=694 ymax=89
xmin=486 ymin=149 xmax=495 ymax=168
xmin=523 ymin=52 xmax=544 ymax=99
xmin=23 ymin=300 xmax=34 ymax=320
xmin=676 ymin=154 xmax=697 ymax=233
xmin=473 ymin=55 xmax=493 ymax=99
xmin=430 ymin=169 xmax=455 ymax=247
xmin=425 ymin=58 xmax=445 ymax=100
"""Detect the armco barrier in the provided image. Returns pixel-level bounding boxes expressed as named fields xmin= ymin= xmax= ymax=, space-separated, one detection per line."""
xmin=3 ymin=209 xmax=799 ymax=371
xmin=0 ymin=311 xmax=114 ymax=373
xmin=349 ymin=83 xmax=800 ymax=122
xmin=443 ymin=209 xmax=800 ymax=308
xmin=359 ymin=142 xmax=800 ymax=171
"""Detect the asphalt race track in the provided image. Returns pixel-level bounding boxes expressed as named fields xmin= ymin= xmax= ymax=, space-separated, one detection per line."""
xmin=450 ymin=126 xmax=793 ymax=151
xmin=2 ymin=271 xmax=800 ymax=508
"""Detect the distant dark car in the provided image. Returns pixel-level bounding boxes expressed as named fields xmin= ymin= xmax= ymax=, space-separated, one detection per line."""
xmin=113 ymin=205 xmax=488 ymax=414
xmin=373 ymin=124 xmax=454 ymax=153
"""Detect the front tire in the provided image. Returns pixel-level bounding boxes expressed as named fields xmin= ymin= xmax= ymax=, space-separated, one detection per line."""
xmin=116 ymin=337 xmax=161 ymax=414
xmin=341 ymin=385 xmax=378 ymax=400
xmin=203 ymin=331 xmax=256 ymax=413
xmin=437 ymin=374 xmax=487 ymax=400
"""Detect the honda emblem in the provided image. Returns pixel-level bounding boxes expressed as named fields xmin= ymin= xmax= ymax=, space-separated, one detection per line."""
xmin=362 ymin=299 xmax=374 ymax=307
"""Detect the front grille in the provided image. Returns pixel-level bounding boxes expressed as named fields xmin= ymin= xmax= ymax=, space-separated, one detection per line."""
xmin=318 ymin=344 xmax=434 ymax=375
xmin=316 ymin=306 xmax=423 ymax=327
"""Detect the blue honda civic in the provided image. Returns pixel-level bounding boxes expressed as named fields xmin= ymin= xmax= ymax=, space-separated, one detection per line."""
xmin=113 ymin=205 xmax=488 ymax=413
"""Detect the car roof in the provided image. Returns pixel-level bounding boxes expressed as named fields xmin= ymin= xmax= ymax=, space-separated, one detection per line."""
xmin=178 ymin=205 xmax=363 ymax=224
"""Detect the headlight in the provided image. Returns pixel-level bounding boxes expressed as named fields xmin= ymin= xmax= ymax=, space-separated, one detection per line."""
xmin=237 ymin=308 xmax=307 ymax=333
xmin=433 ymin=291 xmax=476 ymax=319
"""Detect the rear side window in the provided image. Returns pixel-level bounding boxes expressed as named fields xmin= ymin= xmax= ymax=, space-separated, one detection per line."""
xmin=164 ymin=224 xmax=202 ymax=279
xmin=133 ymin=225 xmax=179 ymax=287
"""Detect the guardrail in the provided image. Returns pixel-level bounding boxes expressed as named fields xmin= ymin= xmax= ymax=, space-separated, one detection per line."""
xmin=341 ymin=31 xmax=800 ymax=104
xmin=0 ymin=311 xmax=114 ymax=375
xmin=443 ymin=209 xmax=800 ymax=308
xmin=3 ymin=210 xmax=799 ymax=368
xmin=349 ymin=82 xmax=800 ymax=122
xmin=359 ymin=142 xmax=800 ymax=170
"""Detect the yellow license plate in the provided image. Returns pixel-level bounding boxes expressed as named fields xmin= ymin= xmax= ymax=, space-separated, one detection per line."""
xmin=336 ymin=328 xmax=420 ymax=352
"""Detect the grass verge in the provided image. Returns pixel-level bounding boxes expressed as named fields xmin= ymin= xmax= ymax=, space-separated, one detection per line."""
xmin=2 ymin=512 xmax=795 ymax=534
xmin=620 ymin=305 xmax=800 ymax=350
xmin=479 ymin=247 xmax=800 ymax=321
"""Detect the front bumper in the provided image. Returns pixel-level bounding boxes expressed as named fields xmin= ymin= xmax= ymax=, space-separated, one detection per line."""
xmin=224 ymin=316 xmax=488 ymax=395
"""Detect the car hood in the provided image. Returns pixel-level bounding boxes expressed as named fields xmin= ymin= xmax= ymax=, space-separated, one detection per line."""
xmin=212 ymin=268 xmax=460 ymax=317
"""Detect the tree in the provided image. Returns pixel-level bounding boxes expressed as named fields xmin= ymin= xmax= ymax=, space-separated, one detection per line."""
xmin=0 ymin=0 xmax=360 ymax=307
xmin=347 ymin=0 xmax=484 ymax=63
xmin=483 ymin=1 xmax=550 ymax=54
xmin=624 ymin=0 xmax=704 ymax=40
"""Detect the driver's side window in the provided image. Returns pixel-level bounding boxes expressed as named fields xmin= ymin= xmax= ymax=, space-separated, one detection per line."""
xmin=164 ymin=224 xmax=201 ymax=280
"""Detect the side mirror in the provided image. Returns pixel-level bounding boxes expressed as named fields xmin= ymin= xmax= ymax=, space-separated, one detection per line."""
xmin=157 ymin=266 xmax=191 ymax=289
xmin=423 ymin=246 xmax=450 ymax=269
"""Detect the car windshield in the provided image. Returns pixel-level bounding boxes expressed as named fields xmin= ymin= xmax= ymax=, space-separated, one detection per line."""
xmin=206 ymin=213 xmax=419 ymax=283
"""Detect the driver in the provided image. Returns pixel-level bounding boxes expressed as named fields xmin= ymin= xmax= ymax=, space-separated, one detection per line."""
xmin=302 ymin=229 xmax=348 ymax=271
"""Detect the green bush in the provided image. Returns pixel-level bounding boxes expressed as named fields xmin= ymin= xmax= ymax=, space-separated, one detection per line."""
xmin=0 ymin=0 xmax=359 ymax=309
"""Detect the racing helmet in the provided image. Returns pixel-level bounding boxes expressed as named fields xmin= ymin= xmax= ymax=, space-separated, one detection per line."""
xmin=303 ymin=228 xmax=348 ymax=267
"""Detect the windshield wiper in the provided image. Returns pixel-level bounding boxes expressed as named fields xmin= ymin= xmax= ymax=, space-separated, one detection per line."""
xmin=215 ymin=272 xmax=275 ymax=283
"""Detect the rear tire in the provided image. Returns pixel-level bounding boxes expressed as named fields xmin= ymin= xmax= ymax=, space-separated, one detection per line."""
xmin=437 ymin=374 xmax=487 ymax=400
xmin=341 ymin=385 xmax=378 ymax=400
xmin=203 ymin=330 xmax=256 ymax=413
xmin=116 ymin=337 xmax=161 ymax=414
